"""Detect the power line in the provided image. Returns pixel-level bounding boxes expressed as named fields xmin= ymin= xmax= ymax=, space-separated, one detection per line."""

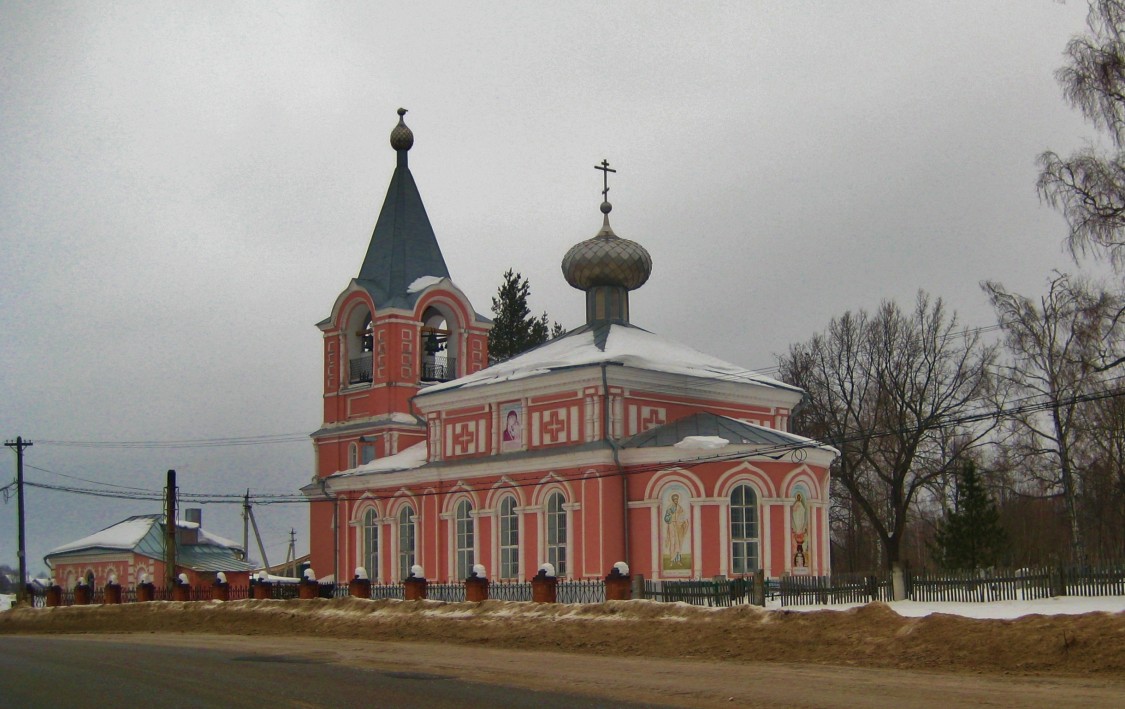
xmin=35 ymin=432 xmax=310 ymax=449
xmin=19 ymin=385 xmax=1123 ymax=509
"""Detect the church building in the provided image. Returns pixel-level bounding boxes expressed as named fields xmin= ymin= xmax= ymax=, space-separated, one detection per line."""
xmin=304 ymin=110 xmax=836 ymax=584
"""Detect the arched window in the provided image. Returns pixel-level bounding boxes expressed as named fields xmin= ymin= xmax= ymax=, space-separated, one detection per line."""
xmin=362 ymin=508 xmax=379 ymax=581
xmin=498 ymin=496 xmax=519 ymax=579
xmin=545 ymin=492 xmax=567 ymax=576
xmin=455 ymin=499 xmax=474 ymax=579
xmin=730 ymin=484 xmax=759 ymax=574
xmin=398 ymin=506 xmax=416 ymax=581
xmin=349 ymin=443 xmax=359 ymax=469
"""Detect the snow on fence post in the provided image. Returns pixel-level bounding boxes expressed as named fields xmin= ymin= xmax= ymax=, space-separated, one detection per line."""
xmin=531 ymin=563 xmax=557 ymax=603
xmin=349 ymin=567 xmax=371 ymax=599
xmin=104 ymin=574 xmax=122 ymax=605
xmin=465 ymin=564 xmax=489 ymax=602
xmin=404 ymin=565 xmax=428 ymax=601
xmin=605 ymin=562 xmax=631 ymax=601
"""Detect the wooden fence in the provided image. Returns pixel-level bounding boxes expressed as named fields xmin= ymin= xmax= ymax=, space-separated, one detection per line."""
xmin=643 ymin=578 xmax=753 ymax=607
xmin=778 ymin=562 xmax=1125 ymax=606
xmin=779 ymin=573 xmax=892 ymax=606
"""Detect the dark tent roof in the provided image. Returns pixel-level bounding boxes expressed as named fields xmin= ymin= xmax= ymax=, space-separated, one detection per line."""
xmin=355 ymin=142 xmax=451 ymax=311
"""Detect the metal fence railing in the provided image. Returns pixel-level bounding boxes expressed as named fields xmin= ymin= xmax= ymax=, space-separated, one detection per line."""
xmin=487 ymin=580 xmax=532 ymax=601
xmin=24 ymin=561 xmax=1125 ymax=610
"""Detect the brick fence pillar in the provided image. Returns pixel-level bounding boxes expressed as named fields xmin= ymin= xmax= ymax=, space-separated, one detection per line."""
xmin=531 ymin=566 xmax=557 ymax=603
xmin=74 ymin=583 xmax=91 ymax=606
xmin=172 ymin=581 xmax=191 ymax=602
xmin=252 ymin=581 xmax=273 ymax=600
xmin=104 ymin=582 xmax=122 ymax=605
xmin=349 ymin=576 xmax=371 ymax=599
xmin=212 ymin=582 xmax=230 ymax=602
xmin=45 ymin=584 xmax=62 ymax=608
xmin=604 ymin=563 xmax=631 ymax=601
xmin=298 ymin=579 xmax=319 ymax=600
xmin=465 ymin=575 xmax=489 ymax=602
xmin=404 ymin=576 xmax=428 ymax=601
xmin=136 ymin=582 xmax=155 ymax=603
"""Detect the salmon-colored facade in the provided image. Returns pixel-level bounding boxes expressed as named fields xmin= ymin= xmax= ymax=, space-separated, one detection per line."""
xmin=306 ymin=112 xmax=836 ymax=584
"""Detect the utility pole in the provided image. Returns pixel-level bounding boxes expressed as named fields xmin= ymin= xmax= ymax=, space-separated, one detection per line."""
xmin=165 ymin=470 xmax=177 ymax=591
xmin=286 ymin=528 xmax=296 ymax=577
xmin=242 ymin=490 xmax=250 ymax=563
xmin=5 ymin=437 xmax=32 ymax=606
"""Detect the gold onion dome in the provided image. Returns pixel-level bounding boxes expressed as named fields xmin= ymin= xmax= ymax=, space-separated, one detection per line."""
xmin=390 ymin=107 xmax=414 ymax=151
xmin=562 ymin=201 xmax=652 ymax=291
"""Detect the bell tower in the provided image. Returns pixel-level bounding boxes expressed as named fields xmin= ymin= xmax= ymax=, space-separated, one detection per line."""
xmin=311 ymin=110 xmax=491 ymax=479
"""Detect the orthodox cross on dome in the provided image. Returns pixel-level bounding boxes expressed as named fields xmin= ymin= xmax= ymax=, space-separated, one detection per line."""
xmin=595 ymin=159 xmax=616 ymax=204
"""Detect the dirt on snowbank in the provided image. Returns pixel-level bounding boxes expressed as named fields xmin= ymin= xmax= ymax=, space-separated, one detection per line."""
xmin=3 ymin=597 xmax=1124 ymax=678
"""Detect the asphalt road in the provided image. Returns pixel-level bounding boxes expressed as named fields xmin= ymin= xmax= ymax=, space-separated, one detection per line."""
xmin=0 ymin=636 xmax=670 ymax=708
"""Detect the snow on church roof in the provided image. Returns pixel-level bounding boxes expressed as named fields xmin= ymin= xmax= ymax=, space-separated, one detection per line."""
xmin=419 ymin=322 xmax=803 ymax=396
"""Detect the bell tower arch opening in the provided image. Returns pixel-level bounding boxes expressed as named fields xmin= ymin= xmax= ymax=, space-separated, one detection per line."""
xmin=420 ymin=304 xmax=459 ymax=383
xmin=345 ymin=305 xmax=374 ymax=385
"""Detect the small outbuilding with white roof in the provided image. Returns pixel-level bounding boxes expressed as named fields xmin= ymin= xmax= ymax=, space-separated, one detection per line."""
xmin=44 ymin=510 xmax=252 ymax=590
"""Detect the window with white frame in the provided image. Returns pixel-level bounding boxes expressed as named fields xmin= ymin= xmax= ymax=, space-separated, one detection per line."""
xmin=455 ymin=499 xmax=474 ymax=579
xmin=398 ymin=506 xmax=415 ymax=580
xmin=498 ymin=495 xmax=519 ymax=579
xmin=730 ymin=484 xmax=759 ymax=574
xmin=349 ymin=443 xmax=359 ymax=469
xmin=363 ymin=508 xmax=379 ymax=581
xmin=545 ymin=492 xmax=567 ymax=576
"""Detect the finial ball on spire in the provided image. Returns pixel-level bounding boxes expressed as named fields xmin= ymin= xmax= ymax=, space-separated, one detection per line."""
xmin=390 ymin=108 xmax=414 ymax=151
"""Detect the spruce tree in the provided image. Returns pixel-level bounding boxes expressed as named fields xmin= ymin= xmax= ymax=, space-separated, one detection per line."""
xmin=488 ymin=269 xmax=561 ymax=362
xmin=932 ymin=461 xmax=1008 ymax=570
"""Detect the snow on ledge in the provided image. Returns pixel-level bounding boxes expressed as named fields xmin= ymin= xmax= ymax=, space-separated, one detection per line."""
xmin=337 ymin=441 xmax=428 ymax=477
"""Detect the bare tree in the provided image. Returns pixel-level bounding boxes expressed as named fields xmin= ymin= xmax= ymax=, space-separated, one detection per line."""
xmin=983 ymin=273 xmax=1123 ymax=562
xmin=1039 ymin=0 xmax=1125 ymax=270
xmin=1075 ymin=382 xmax=1125 ymax=558
xmin=779 ymin=293 xmax=997 ymax=576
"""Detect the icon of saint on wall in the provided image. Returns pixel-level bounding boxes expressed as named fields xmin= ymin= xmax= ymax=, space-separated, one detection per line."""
xmin=791 ymin=488 xmax=810 ymax=573
xmin=660 ymin=485 xmax=691 ymax=573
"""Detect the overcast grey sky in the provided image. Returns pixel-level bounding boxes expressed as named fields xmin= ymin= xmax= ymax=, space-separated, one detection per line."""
xmin=0 ymin=1 xmax=1110 ymax=576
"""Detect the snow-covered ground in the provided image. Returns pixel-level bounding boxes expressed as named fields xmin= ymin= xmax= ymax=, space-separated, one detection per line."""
xmin=2 ymin=588 xmax=1122 ymax=619
xmin=771 ymin=595 xmax=1125 ymax=619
